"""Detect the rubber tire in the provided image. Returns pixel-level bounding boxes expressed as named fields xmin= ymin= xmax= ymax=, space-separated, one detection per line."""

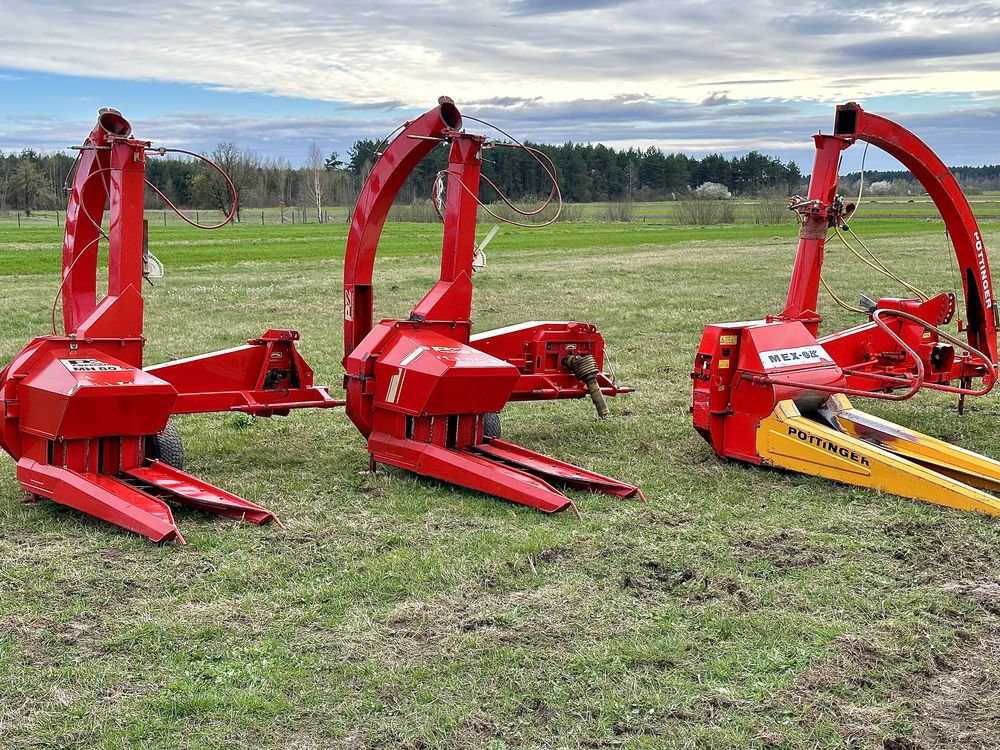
xmin=148 ymin=421 xmax=185 ymax=470
xmin=483 ymin=412 xmax=502 ymax=440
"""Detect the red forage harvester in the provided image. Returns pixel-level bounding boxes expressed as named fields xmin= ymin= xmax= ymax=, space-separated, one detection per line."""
xmin=343 ymin=97 xmax=644 ymax=515
xmin=692 ymin=102 xmax=1000 ymax=515
xmin=0 ymin=109 xmax=341 ymax=543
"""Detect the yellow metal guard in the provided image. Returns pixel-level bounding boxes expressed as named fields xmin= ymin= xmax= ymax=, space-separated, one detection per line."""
xmin=756 ymin=397 xmax=1000 ymax=516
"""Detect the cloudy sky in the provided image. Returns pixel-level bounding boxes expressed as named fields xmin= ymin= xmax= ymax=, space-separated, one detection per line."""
xmin=1 ymin=0 xmax=999 ymax=170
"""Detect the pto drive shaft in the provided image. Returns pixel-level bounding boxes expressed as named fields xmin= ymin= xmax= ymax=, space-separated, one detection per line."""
xmin=563 ymin=354 xmax=610 ymax=419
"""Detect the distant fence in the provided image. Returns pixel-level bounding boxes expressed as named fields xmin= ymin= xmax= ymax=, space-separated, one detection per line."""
xmin=5 ymin=198 xmax=1000 ymax=230
xmin=0 ymin=207 xmax=351 ymax=228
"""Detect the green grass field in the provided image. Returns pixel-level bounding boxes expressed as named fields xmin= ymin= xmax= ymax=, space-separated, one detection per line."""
xmin=5 ymin=193 xmax=1000 ymax=231
xmin=2 ymin=214 xmax=1000 ymax=749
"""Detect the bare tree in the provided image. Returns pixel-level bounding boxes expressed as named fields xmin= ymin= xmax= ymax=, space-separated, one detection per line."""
xmin=306 ymin=141 xmax=325 ymax=222
xmin=281 ymin=166 xmax=300 ymax=221
xmin=260 ymin=156 xmax=294 ymax=223
xmin=624 ymin=160 xmax=639 ymax=201
xmin=192 ymin=142 xmax=261 ymax=223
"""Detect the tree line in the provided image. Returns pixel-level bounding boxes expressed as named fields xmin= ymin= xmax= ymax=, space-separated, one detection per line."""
xmin=343 ymin=139 xmax=805 ymax=203
xmin=9 ymin=136 xmax=996 ymax=220
xmin=841 ymin=165 xmax=1000 ymax=193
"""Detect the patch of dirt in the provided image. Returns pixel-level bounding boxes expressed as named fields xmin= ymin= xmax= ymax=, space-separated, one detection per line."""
xmin=4 ymin=613 xmax=110 ymax=661
xmin=897 ymin=581 xmax=1000 ymax=750
xmin=785 ymin=580 xmax=1000 ymax=749
xmin=534 ymin=546 xmax=570 ymax=564
xmin=384 ymin=601 xmax=460 ymax=651
xmin=621 ymin=559 xmax=757 ymax=609
xmin=941 ymin=579 xmax=1000 ymax=614
xmin=375 ymin=583 xmax=590 ymax=665
xmin=874 ymin=521 xmax=1000 ymax=582
xmin=737 ymin=529 xmax=827 ymax=571
xmin=636 ymin=507 xmax=693 ymax=528
xmin=792 ymin=631 xmax=890 ymax=696
xmin=779 ymin=625 xmax=928 ymax=748
xmin=907 ymin=628 xmax=1000 ymax=749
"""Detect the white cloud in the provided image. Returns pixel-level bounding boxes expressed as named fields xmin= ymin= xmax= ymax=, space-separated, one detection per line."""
xmin=2 ymin=1 xmax=1000 ymax=166
xmin=1 ymin=0 xmax=999 ymax=107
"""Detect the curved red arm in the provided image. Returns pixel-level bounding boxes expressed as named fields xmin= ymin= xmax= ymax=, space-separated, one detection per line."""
xmin=785 ymin=102 xmax=997 ymax=364
xmin=342 ymin=97 xmax=463 ymax=361
xmin=61 ymin=110 xmax=128 ymax=331
xmin=851 ymin=105 xmax=997 ymax=363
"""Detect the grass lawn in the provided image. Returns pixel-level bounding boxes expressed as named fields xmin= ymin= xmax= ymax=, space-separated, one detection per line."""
xmin=5 ymin=193 xmax=1000 ymax=231
xmin=2 ymin=215 xmax=1000 ymax=749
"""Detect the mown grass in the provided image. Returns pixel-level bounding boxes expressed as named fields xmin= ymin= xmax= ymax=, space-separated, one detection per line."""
xmin=2 ymin=217 xmax=1000 ymax=749
xmin=0 ymin=214 xmax=979 ymax=278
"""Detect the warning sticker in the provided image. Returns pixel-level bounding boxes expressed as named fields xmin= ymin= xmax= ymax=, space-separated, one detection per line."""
xmin=758 ymin=345 xmax=833 ymax=370
xmin=61 ymin=358 xmax=126 ymax=373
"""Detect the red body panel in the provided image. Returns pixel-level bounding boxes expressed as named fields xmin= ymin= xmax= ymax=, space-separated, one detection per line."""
xmin=19 ymin=349 xmax=175 ymax=440
xmin=147 ymin=329 xmax=340 ymax=416
xmin=692 ymin=320 xmax=848 ymax=462
xmin=372 ymin=327 xmax=520 ymax=416
xmin=343 ymin=98 xmax=642 ymax=513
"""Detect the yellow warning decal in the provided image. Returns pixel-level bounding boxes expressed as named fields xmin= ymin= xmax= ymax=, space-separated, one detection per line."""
xmin=720 ymin=335 xmax=738 ymax=345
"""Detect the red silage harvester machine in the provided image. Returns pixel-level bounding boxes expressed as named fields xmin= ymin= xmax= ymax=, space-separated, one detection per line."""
xmin=693 ymin=102 xmax=1000 ymax=514
xmin=343 ymin=97 xmax=643 ymax=515
xmin=0 ymin=110 xmax=340 ymax=543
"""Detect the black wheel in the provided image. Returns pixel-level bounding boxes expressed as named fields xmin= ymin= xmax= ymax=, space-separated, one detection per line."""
xmin=483 ymin=412 xmax=502 ymax=440
xmin=147 ymin=421 xmax=184 ymax=469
